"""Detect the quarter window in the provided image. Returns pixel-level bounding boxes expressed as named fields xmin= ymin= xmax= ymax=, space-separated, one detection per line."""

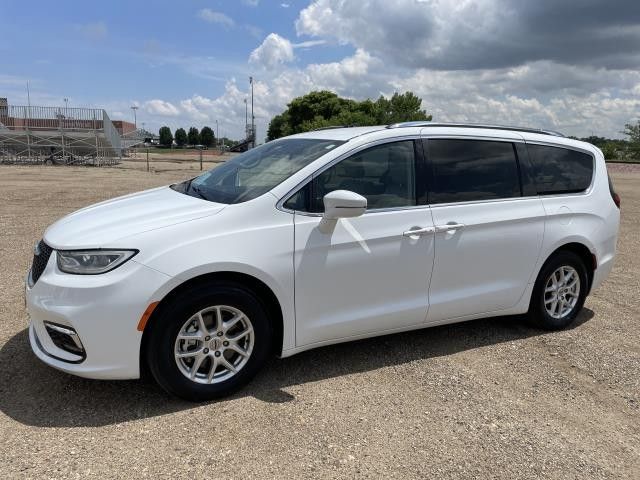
xmin=527 ymin=144 xmax=593 ymax=194
xmin=287 ymin=140 xmax=418 ymax=212
xmin=428 ymin=139 xmax=521 ymax=204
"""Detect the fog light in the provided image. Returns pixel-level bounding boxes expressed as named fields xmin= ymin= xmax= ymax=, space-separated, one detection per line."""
xmin=43 ymin=321 xmax=85 ymax=357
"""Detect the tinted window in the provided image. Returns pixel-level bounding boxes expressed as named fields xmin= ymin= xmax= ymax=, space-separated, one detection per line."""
xmin=527 ymin=144 xmax=593 ymax=194
xmin=428 ymin=139 xmax=521 ymax=204
xmin=173 ymin=138 xmax=344 ymax=204
xmin=283 ymin=186 xmax=307 ymax=211
xmin=304 ymin=141 xmax=417 ymax=212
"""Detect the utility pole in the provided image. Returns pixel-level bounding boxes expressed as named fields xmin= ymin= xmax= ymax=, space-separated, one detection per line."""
xmin=215 ymin=119 xmax=219 ymax=147
xmin=26 ymin=81 xmax=32 ymax=159
xmin=249 ymin=76 xmax=255 ymax=148
xmin=244 ymin=98 xmax=248 ymax=141
xmin=131 ymin=105 xmax=138 ymax=129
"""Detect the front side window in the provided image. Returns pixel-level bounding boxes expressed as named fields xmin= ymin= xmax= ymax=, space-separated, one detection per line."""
xmin=287 ymin=140 xmax=417 ymax=213
xmin=173 ymin=138 xmax=344 ymax=204
xmin=527 ymin=144 xmax=593 ymax=194
xmin=427 ymin=139 xmax=521 ymax=204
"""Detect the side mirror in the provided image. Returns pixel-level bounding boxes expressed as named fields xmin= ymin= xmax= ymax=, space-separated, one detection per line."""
xmin=323 ymin=190 xmax=367 ymax=219
xmin=318 ymin=190 xmax=367 ymax=234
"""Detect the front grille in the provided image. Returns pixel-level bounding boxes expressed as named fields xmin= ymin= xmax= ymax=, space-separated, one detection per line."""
xmin=30 ymin=240 xmax=53 ymax=285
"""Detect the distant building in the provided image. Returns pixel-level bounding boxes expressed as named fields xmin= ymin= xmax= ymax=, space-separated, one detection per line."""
xmin=0 ymin=98 xmax=7 ymax=126
xmin=112 ymin=120 xmax=136 ymax=136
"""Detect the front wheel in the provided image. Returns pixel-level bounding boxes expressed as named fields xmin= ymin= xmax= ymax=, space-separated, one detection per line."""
xmin=528 ymin=251 xmax=588 ymax=330
xmin=146 ymin=282 xmax=273 ymax=401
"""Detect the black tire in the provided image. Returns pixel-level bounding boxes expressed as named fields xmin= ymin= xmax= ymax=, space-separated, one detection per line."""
xmin=527 ymin=250 xmax=589 ymax=330
xmin=146 ymin=281 xmax=273 ymax=401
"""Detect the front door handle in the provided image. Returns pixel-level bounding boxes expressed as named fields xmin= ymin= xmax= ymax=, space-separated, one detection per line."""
xmin=403 ymin=226 xmax=435 ymax=237
xmin=434 ymin=223 xmax=465 ymax=233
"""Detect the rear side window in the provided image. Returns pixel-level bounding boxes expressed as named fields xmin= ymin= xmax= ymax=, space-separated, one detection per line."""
xmin=527 ymin=144 xmax=593 ymax=195
xmin=427 ymin=139 xmax=521 ymax=204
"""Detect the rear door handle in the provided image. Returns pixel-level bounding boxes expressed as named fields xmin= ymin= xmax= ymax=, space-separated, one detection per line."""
xmin=403 ymin=226 xmax=435 ymax=237
xmin=434 ymin=223 xmax=465 ymax=233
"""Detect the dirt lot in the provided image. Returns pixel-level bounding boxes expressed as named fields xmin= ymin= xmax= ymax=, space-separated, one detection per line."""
xmin=0 ymin=164 xmax=638 ymax=479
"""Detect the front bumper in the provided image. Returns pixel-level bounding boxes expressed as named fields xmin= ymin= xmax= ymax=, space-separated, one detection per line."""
xmin=26 ymin=253 xmax=172 ymax=380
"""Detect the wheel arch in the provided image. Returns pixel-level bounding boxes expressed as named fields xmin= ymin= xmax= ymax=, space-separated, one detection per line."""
xmin=539 ymin=241 xmax=596 ymax=294
xmin=139 ymin=271 xmax=284 ymax=378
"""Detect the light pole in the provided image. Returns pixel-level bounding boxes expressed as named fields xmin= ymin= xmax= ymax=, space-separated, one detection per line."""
xmin=250 ymin=76 xmax=255 ymax=148
xmin=63 ymin=98 xmax=69 ymax=110
xmin=131 ymin=105 xmax=138 ymax=129
xmin=244 ymin=98 xmax=248 ymax=139
xmin=215 ymin=119 xmax=219 ymax=147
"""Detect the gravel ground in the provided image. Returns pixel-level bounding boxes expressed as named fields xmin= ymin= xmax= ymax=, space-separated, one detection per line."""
xmin=0 ymin=165 xmax=638 ymax=479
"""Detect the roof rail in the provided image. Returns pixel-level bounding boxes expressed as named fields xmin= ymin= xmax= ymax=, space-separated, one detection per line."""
xmin=311 ymin=124 xmax=359 ymax=131
xmin=386 ymin=121 xmax=565 ymax=137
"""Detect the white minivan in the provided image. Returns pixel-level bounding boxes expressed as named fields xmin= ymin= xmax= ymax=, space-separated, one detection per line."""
xmin=26 ymin=123 xmax=620 ymax=400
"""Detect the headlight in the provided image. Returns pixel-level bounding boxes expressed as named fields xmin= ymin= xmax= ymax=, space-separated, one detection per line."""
xmin=56 ymin=249 xmax=138 ymax=274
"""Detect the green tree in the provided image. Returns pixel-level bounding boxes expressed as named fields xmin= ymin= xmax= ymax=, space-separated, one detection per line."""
xmin=200 ymin=126 xmax=215 ymax=147
xmin=600 ymin=142 xmax=617 ymax=160
xmin=159 ymin=126 xmax=173 ymax=147
xmin=623 ymin=121 xmax=640 ymax=144
xmin=373 ymin=92 xmax=431 ymax=124
xmin=174 ymin=128 xmax=187 ymax=147
xmin=266 ymin=112 xmax=290 ymax=140
xmin=266 ymin=90 xmax=432 ymax=140
xmin=187 ymin=127 xmax=200 ymax=146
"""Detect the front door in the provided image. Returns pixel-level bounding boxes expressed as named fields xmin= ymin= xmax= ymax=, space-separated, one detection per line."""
xmin=290 ymin=140 xmax=435 ymax=346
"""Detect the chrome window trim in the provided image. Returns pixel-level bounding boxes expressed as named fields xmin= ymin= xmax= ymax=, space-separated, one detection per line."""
xmin=291 ymin=203 xmax=433 ymax=218
xmin=429 ymin=195 xmax=539 ymax=209
xmin=276 ymin=135 xmax=422 ymax=215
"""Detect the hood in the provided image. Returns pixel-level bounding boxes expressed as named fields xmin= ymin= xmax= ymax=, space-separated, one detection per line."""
xmin=44 ymin=186 xmax=226 ymax=248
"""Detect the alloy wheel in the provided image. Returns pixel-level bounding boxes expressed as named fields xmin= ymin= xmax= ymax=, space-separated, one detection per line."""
xmin=174 ymin=305 xmax=254 ymax=384
xmin=543 ymin=265 xmax=581 ymax=319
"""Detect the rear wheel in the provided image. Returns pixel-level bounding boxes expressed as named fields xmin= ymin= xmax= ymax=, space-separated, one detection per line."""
xmin=528 ymin=251 xmax=588 ymax=330
xmin=146 ymin=282 xmax=272 ymax=401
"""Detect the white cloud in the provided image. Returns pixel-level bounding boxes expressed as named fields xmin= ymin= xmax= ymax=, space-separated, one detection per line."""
xmin=281 ymin=3 xmax=290 ymax=7
xmin=306 ymin=49 xmax=378 ymax=89
xmin=296 ymin=0 xmax=640 ymax=70
xmin=249 ymin=34 xmax=328 ymax=70
xmin=77 ymin=1 xmax=640 ymax=142
xmin=249 ymin=33 xmax=295 ymax=69
xmin=197 ymin=9 xmax=234 ymax=27
xmin=242 ymin=0 xmax=260 ymax=6
xmin=144 ymin=99 xmax=180 ymax=117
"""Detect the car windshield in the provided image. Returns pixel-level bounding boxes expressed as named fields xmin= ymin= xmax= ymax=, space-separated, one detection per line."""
xmin=172 ymin=138 xmax=344 ymax=204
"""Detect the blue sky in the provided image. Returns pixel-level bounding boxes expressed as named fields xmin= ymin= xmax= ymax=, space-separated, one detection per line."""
xmin=1 ymin=0 xmax=639 ymax=139
xmin=0 ymin=0 xmax=351 ymax=137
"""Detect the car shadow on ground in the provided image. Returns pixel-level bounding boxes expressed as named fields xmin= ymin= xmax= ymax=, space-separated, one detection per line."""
xmin=0 ymin=309 xmax=594 ymax=428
